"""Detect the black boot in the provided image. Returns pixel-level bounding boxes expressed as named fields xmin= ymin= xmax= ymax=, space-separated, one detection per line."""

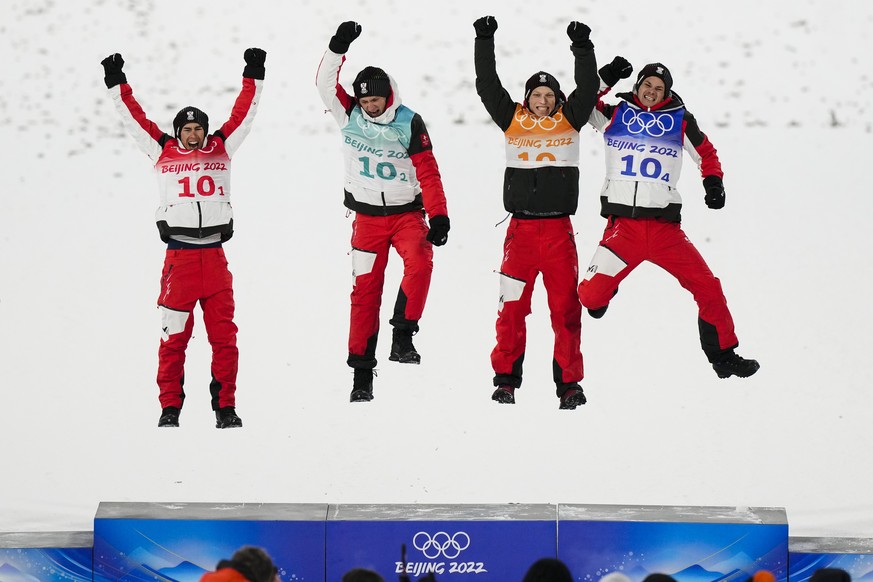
xmin=389 ymin=328 xmax=421 ymax=364
xmin=215 ymin=406 xmax=243 ymax=429
xmin=491 ymin=385 xmax=515 ymax=404
xmin=559 ymin=385 xmax=587 ymax=410
xmin=712 ymin=350 xmax=760 ymax=379
xmin=350 ymin=368 xmax=375 ymax=402
xmin=158 ymin=406 xmax=180 ymax=428
xmin=587 ymin=288 xmax=618 ymax=319
xmin=587 ymin=305 xmax=608 ymax=319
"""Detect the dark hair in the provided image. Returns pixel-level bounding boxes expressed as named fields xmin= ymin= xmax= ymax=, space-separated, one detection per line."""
xmin=229 ymin=546 xmax=277 ymax=582
xmin=810 ymin=568 xmax=852 ymax=582
xmin=522 ymin=558 xmax=573 ymax=582
xmin=342 ymin=567 xmax=385 ymax=582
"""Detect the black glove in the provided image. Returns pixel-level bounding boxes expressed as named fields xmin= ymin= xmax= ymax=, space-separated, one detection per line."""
xmin=101 ymin=53 xmax=127 ymax=88
xmin=243 ymin=48 xmax=266 ymax=80
xmin=599 ymin=56 xmax=633 ymax=87
xmin=473 ymin=16 xmax=498 ymax=39
xmin=703 ymin=175 xmax=726 ymax=209
xmin=566 ymin=21 xmax=593 ymax=49
xmin=426 ymin=215 xmax=450 ymax=246
xmin=329 ymin=21 xmax=362 ymax=54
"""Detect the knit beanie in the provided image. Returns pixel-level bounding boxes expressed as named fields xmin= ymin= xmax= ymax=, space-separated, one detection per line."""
xmin=353 ymin=66 xmax=391 ymax=100
xmin=524 ymin=71 xmax=565 ymax=111
xmin=173 ymin=106 xmax=209 ymax=138
xmin=634 ymin=62 xmax=673 ymax=96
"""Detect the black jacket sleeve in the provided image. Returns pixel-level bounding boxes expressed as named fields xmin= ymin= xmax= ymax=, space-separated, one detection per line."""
xmin=562 ymin=43 xmax=599 ymax=131
xmin=474 ymin=37 xmax=517 ymax=132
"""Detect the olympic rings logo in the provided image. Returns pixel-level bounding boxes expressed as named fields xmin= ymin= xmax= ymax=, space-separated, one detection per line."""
xmin=356 ymin=114 xmax=403 ymax=142
xmin=515 ymin=109 xmax=562 ymax=131
xmin=621 ymin=108 xmax=675 ymax=137
xmin=412 ymin=531 xmax=471 ymax=559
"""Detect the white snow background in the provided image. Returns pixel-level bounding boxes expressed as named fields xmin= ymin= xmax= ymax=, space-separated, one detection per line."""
xmin=1 ymin=0 xmax=872 ymax=538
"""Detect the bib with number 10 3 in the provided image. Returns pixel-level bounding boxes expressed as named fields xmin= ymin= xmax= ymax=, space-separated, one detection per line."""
xmin=155 ymin=138 xmax=232 ymax=205
xmin=504 ymin=104 xmax=580 ymax=169
xmin=604 ymin=103 xmax=684 ymax=187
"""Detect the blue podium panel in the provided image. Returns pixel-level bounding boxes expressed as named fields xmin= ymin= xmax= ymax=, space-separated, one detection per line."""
xmin=788 ymin=537 xmax=873 ymax=582
xmin=326 ymin=504 xmax=557 ymax=581
xmin=558 ymin=505 xmax=789 ymax=582
xmin=0 ymin=531 xmax=93 ymax=581
xmin=93 ymin=502 xmax=327 ymax=582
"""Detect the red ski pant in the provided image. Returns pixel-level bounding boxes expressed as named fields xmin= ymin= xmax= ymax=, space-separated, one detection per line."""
xmin=348 ymin=211 xmax=433 ymax=368
xmin=156 ymin=247 xmax=238 ymax=410
xmin=578 ymin=216 xmax=738 ymax=360
xmin=491 ymin=217 xmax=584 ymax=392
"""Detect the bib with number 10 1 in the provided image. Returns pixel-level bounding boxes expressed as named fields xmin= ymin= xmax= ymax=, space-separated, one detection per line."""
xmin=155 ymin=138 xmax=232 ymax=205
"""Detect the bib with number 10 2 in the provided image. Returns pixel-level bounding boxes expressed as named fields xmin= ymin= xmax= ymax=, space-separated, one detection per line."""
xmin=603 ymin=103 xmax=684 ymax=187
xmin=342 ymin=108 xmax=416 ymax=191
xmin=155 ymin=138 xmax=232 ymax=205
xmin=504 ymin=104 xmax=580 ymax=169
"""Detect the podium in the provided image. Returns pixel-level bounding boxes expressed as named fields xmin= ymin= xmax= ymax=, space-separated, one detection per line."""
xmin=0 ymin=531 xmax=93 ymax=582
xmin=558 ymin=505 xmax=789 ymax=582
xmin=788 ymin=537 xmax=873 ymax=581
xmin=92 ymin=501 xmax=327 ymax=582
xmin=1 ymin=502 xmax=810 ymax=581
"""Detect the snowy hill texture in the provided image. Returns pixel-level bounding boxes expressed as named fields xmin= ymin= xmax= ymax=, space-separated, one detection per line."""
xmin=1 ymin=0 xmax=872 ymax=538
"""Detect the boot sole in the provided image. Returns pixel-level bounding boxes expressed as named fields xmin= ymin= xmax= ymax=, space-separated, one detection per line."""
xmin=491 ymin=388 xmax=515 ymax=404
xmin=713 ymin=362 xmax=760 ymax=379
xmin=559 ymin=393 xmax=587 ymax=410
xmin=389 ymin=355 xmax=421 ymax=364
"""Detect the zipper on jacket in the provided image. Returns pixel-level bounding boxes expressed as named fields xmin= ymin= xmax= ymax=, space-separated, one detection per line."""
xmin=631 ymin=182 xmax=639 ymax=218
xmin=197 ymin=201 xmax=203 ymax=238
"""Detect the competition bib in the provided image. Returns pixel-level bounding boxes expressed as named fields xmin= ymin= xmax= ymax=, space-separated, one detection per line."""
xmin=603 ymin=103 xmax=684 ymax=187
xmin=155 ymin=137 xmax=232 ymax=205
xmin=505 ymin=104 xmax=579 ymax=168
xmin=342 ymin=107 xmax=418 ymax=193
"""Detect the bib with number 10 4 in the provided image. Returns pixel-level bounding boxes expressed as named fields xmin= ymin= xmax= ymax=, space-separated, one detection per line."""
xmin=154 ymin=138 xmax=232 ymax=205
xmin=603 ymin=103 xmax=685 ymax=187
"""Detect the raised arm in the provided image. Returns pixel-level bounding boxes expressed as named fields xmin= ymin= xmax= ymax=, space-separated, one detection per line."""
xmin=588 ymin=56 xmax=633 ymax=131
xmin=473 ymin=16 xmax=516 ymax=131
xmin=316 ymin=21 xmax=361 ymax=126
xmin=103 ymin=53 xmax=168 ymax=161
xmin=218 ymin=48 xmax=266 ymax=158
xmin=562 ymin=21 xmax=599 ymax=130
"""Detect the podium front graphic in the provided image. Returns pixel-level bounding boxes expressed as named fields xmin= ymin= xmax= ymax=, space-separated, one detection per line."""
xmin=326 ymin=504 xmax=557 ymax=581
xmin=558 ymin=504 xmax=789 ymax=582
xmin=0 ymin=531 xmax=93 ymax=581
xmin=789 ymin=537 xmax=873 ymax=582
xmin=93 ymin=502 xmax=326 ymax=582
